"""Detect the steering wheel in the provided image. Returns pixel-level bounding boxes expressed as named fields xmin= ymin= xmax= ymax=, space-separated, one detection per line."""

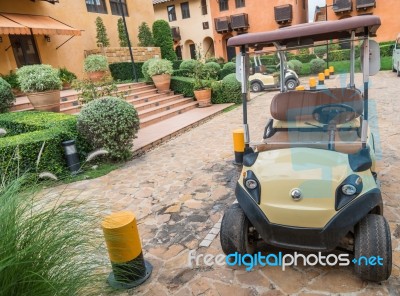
xmin=312 ymin=103 xmax=357 ymax=125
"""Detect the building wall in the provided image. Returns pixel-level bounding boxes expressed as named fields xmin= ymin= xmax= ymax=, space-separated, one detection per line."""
xmin=153 ymin=0 xmax=214 ymax=60
xmin=324 ymin=0 xmax=400 ymax=42
xmin=0 ymin=0 xmax=155 ymax=78
xmin=210 ymin=0 xmax=308 ymax=61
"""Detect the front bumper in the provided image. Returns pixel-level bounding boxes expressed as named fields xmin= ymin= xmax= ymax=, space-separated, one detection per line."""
xmin=236 ymin=184 xmax=383 ymax=252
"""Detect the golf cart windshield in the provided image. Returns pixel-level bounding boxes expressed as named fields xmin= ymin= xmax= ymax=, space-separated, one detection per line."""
xmin=231 ymin=15 xmax=381 ymax=153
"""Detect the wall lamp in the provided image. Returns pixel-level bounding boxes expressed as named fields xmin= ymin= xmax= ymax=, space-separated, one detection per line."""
xmin=44 ymin=35 xmax=51 ymax=42
xmin=0 ymin=36 xmax=3 ymax=43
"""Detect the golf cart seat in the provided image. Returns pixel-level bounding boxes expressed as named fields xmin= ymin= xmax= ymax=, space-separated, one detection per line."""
xmin=258 ymin=88 xmax=364 ymax=154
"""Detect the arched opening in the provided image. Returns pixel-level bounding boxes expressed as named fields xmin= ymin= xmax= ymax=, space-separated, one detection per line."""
xmin=203 ymin=37 xmax=215 ymax=60
xmin=175 ymin=45 xmax=182 ymax=60
xmin=184 ymin=39 xmax=196 ymax=60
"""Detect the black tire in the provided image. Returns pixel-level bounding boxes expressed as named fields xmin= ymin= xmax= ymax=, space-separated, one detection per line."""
xmin=354 ymin=214 xmax=392 ymax=282
xmin=397 ymin=64 xmax=400 ymax=77
xmin=392 ymin=62 xmax=396 ymax=72
xmin=251 ymin=82 xmax=263 ymax=93
xmin=220 ymin=203 xmax=257 ymax=255
xmin=285 ymin=79 xmax=297 ymax=91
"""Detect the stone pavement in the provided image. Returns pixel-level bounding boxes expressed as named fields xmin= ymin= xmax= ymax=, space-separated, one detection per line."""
xmin=44 ymin=72 xmax=399 ymax=295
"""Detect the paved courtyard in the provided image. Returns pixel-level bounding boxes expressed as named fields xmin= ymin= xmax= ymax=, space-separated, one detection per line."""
xmin=46 ymin=71 xmax=399 ymax=295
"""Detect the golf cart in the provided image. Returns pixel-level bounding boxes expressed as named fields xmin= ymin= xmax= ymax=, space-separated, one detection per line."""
xmin=220 ymin=16 xmax=392 ymax=282
xmin=249 ymin=52 xmax=300 ymax=92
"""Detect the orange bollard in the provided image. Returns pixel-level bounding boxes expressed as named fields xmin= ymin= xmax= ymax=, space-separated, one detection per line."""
xmin=318 ymin=73 xmax=325 ymax=85
xmin=233 ymin=129 xmax=245 ymax=165
xmin=329 ymin=66 xmax=335 ymax=75
xmin=324 ymin=69 xmax=330 ymax=79
xmin=102 ymin=211 xmax=152 ymax=289
xmin=296 ymin=85 xmax=305 ymax=91
xmin=309 ymin=77 xmax=317 ymax=90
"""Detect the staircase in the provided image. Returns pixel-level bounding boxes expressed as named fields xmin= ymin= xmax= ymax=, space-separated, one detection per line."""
xmin=11 ymin=82 xmax=199 ymax=128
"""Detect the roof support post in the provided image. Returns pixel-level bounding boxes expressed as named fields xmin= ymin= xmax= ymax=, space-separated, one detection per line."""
xmin=240 ymin=45 xmax=250 ymax=149
xmin=349 ymin=30 xmax=356 ymax=88
xmin=361 ymin=27 xmax=370 ymax=148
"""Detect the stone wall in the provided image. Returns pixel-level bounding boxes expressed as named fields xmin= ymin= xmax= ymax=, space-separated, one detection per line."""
xmin=85 ymin=47 xmax=161 ymax=64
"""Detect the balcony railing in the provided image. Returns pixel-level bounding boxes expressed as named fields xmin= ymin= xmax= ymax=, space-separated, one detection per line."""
xmin=214 ymin=16 xmax=230 ymax=33
xmin=274 ymin=4 xmax=293 ymax=24
xmin=333 ymin=0 xmax=352 ymax=13
xmin=171 ymin=27 xmax=181 ymax=42
xmin=31 ymin=0 xmax=59 ymax=3
xmin=230 ymin=13 xmax=249 ymax=31
xmin=356 ymin=0 xmax=376 ymax=10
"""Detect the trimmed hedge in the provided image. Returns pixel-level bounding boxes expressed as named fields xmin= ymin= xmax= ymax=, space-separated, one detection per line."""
xmin=172 ymin=69 xmax=190 ymax=77
xmin=170 ymin=76 xmax=195 ymax=97
xmin=288 ymin=54 xmax=315 ymax=63
xmin=0 ymin=111 xmax=86 ymax=176
xmin=211 ymin=73 xmax=241 ymax=104
xmin=380 ymin=44 xmax=394 ymax=57
xmin=109 ymin=62 xmax=144 ymax=81
xmin=218 ymin=62 xmax=236 ymax=80
xmin=173 ymin=60 xmax=183 ymax=70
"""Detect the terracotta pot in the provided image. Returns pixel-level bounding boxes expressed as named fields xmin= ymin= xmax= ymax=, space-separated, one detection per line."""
xmin=27 ymin=90 xmax=61 ymax=112
xmin=62 ymin=82 xmax=72 ymax=90
xmin=87 ymin=71 xmax=106 ymax=82
xmin=194 ymin=88 xmax=212 ymax=108
xmin=151 ymin=74 xmax=171 ymax=92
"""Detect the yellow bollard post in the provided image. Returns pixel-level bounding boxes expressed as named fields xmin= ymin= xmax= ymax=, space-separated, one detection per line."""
xmin=233 ymin=129 xmax=245 ymax=165
xmin=318 ymin=73 xmax=325 ymax=85
xmin=309 ymin=77 xmax=317 ymax=90
xmin=295 ymin=85 xmax=305 ymax=91
xmin=324 ymin=69 xmax=330 ymax=79
xmin=102 ymin=211 xmax=152 ymax=289
xmin=329 ymin=66 xmax=335 ymax=75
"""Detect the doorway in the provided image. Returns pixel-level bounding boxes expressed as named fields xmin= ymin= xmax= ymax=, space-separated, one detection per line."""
xmin=9 ymin=35 xmax=40 ymax=67
xmin=226 ymin=39 xmax=236 ymax=62
xmin=189 ymin=44 xmax=196 ymax=59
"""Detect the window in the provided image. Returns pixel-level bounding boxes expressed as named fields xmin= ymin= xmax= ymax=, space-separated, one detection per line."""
xmin=219 ymin=0 xmax=228 ymax=11
xmin=110 ymin=0 xmax=128 ymax=16
xmin=235 ymin=0 xmax=245 ymax=8
xmin=85 ymin=0 xmax=107 ymax=14
xmin=202 ymin=22 xmax=209 ymax=30
xmin=167 ymin=5 xmax=176 ymax=22
xmin=201 ymin=0 xmax=207 ymax=15
xmin=181 ymin=2 xmax=190 ymax=19
xmin=10 ymin=35 xmax=40 ymax=68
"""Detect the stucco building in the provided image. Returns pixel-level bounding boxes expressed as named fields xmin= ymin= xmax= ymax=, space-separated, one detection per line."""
xmin=0 ymin=0 xmax=155 ymax=77
xmin=210 ymin=0 xmax=308 ymax=61
xmin=313 ymin=0 xmax=400 ymax=42
xmin=152 ymin=0 xmax=215 ymax=60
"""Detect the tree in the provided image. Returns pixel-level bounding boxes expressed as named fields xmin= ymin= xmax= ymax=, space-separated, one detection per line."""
xmin=117 ymin=18 xmax=129 ymax=47
xmin=95 ymin=16 xmax=110 ymax=47
xmin=152 ymin=20 xmax=177 ymax=61
xmin=138 ymin=22 xmax=154 ymax=47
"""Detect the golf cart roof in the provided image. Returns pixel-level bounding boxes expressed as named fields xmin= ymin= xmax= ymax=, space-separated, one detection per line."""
xmin=227 ymin=15 xmax=381 ymax=49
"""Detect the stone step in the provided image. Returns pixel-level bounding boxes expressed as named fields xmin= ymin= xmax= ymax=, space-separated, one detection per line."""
xmin=134 ymin=94 xmax=185 ymax=112
xmin=138 ymin=98 xmax=195 ymax=120
xmin=125 ymin=91 xmax=174 ymax=106
xmin=124 ymin=88 xmax=158 ymax=100
xmin=140 ymin=101 xmax=199 ymax=128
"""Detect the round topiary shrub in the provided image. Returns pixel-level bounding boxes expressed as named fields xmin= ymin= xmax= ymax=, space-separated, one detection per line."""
xmin=287 ymin=59 xmax=303 ymax=74
xmin=310 ymin=58 xmax=326 ymax=74
xmin=314 ymin=46 xmax=327 ymax=59
xmin=147 ymin=59 xmax=173 ymax=77
xmin=223 ymin=62 xmax=236 ymax=72
xmin=77 ymin=97 xmax=140 ymax=160
xmin=0 ymin=77 xmax=15 ymax=113
xmin=212 ymin=73 xmax=242 ymax=104
xmin=142 ymin=58 xmax=156 ymax=82
xmin=179 ymin=60 xmax=201 ymax=75
xmin=202 ymin=62 xmax=221 ymax=79
xmin=17 ymin=64 xmax=62 ymax=93
xmin=83 ymin=55 xmax=109 ymax=73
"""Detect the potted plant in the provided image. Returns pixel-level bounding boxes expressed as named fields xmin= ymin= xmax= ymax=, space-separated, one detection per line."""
xmin=84 ymin=54 xmax=109 ymax=82
xmin=59 ymin=67 xmax=77 ymax=89
xmin=147 ymin=59 xmax=173 ymax=91
xmin=192 ymin=62 xmax=212 ymax=107
xmin=17 ymin=64 xmax=62 ymax=112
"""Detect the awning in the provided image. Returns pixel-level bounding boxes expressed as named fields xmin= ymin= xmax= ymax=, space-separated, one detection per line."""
xmin=0 ymin=13 xmax=81 ymax=36
xmin=0 ymin=15 xmax=30 ymax=35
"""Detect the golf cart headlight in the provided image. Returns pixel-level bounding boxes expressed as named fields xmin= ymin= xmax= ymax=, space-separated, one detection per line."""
xmin=245 ymin=179 xmax=258 ymax=190
xmin=342 ymin=184 xmax=357 ymax=196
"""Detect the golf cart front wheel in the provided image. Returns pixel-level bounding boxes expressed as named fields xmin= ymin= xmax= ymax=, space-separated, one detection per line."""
xmin=285 ymin=79 xmax=297 ymax=91
xmin=251 ymin=82 xmax=263 ymax=92
xmin=354 ymin=214 xmax=392 ymax=282
xmin=397 ymin=64 xmax=400 ymax=77
xmin=220 ymin=203 xmax=257 ymax=255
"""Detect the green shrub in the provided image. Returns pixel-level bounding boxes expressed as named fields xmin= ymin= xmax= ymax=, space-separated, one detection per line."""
xmin=203 ymin=62 xmax=221 ymax=80
xmin=170 ymin=76 xmax=195 ymax=97
xmin=152 ymin=20 xmax=177 ymax=61
xmin=0 ymin=78 xmax=15 ymax=113
xmin=310 ymin=58 xmax=326 ymax=74
xmin=147 ymin=59 xmax=173 ymax=77
xmin=179 ymin=60 xmax=201 ymax=75
xmin=314 ymin=46 xmax=327 ymax=58
xmin=380 ymin=44 xmax=394 ymax=57
xmin=173 ymin=60 xmax=183 ymax=70
xmin=84 ymin=55 xmax=109 ymax=73
xmin=0 ymin=111 xmax=83 ymax=175
xmin=95 ymin=16 xmax=110 ymax=47
xmin=142 ymin=58 xmax=156 ymax=82
xmin=0 ymin=177 xmax=106 ymax=296
xmin=1 ymin=71 xmax=20 ymax=90
xmin=17 ymin=65 xmax=62 ymax=93
xmin=117 ymin=18 xmax=129 ymax=47
xmin=77 ymin=97 xmax=140 ymax=160
xmin=288 ymin=54 xmax=315 ymax=63
xmin=138 ymin=22 xmax=155 ymax=47
xmin=59 ymin=67 xmax=77 ymax=84
xmin=109 ymin=62 xmax=144 ymax=81
xmin=205 ymin=57 xmax=218 ymax=63
xmin=172 ymin=69 xmax=190 ymax=77
xmin=212 ymin=73 xmax=241 ymax=104
xmin=287 ymin=59 xmax=303 ymax=74
xmin=299 ymin=48 xmax=310 ymax=55
xmin=260 ymin=55 xmax=277 ymax=66
xmin=218 ymin=62 xmax=236 ymax=80
xmin=72 ymin=77 xmax=118 ymax=104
